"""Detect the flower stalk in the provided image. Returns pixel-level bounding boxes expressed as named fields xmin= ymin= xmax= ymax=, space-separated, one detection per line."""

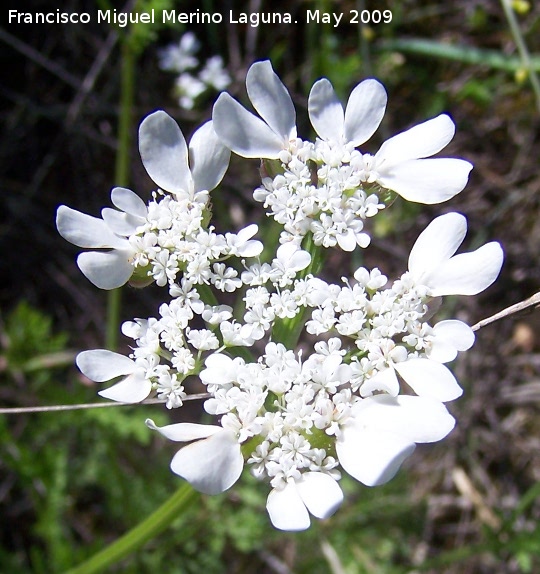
xmin=106 ymin=40 xmax=136 ymax=351
xmin=64 ymin=484 xmax=197 ymax=574
xmin=271 ymin=233 xmax=325 ymax=348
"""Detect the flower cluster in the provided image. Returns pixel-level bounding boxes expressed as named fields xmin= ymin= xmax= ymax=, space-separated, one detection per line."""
xmin=214 ymin=61 xmax=473 ymax=249
xmin=57 ymin=61 xmax=503 ymax=531
xmin=158 ymin=32 xmax=231 ymax=110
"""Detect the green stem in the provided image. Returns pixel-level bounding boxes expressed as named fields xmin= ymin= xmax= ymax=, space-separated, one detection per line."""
xmin=377 ymin=38 xmax=540 ymax=73
xmin=64 ymin=483 xmax=198 ymax=574
xmin=500 ymin=0 xmax=540 ymax=115
xmin=106 ymin=38 xmax=136 ymax=350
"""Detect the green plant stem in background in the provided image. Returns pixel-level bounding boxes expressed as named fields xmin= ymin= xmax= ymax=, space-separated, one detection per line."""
xmin=377 ymin=38 xmax=540 ymax=73
xmin=356 ymin=0 xmax=373 ymax=78
xmin=106 ymin=39 xmax=136 ymax=350
xmin=64 ymin=483 xmax=198 ymax=574
xmin=500 ymin=0 xmax=540 ymax=114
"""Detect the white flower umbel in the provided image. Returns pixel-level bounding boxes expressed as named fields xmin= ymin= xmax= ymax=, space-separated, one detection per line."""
xmin=63 ymin=60 xmax=506 ymax=531
xmin=59 ymin=112 xmax=241 ymax=291
xmin=310 ymin=77 xmax=473 ymax=203
xmin=56 ymin=187 xmax=147 ymax=289
xmin=214 ymin=61 xmax=474 ymax=249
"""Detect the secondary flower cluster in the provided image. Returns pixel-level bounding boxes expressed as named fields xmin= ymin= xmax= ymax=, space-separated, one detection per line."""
xmin=159 ymin=31 xmax=231 ymax=110
xmin=57 ymin=61 xmax=503 ymax=531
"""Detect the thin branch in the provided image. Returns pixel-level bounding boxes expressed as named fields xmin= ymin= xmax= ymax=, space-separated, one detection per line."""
xmin=66 ymin=29 xmax=119 ymax=126
xmin=0 ymin=394 xmax=210 ymax=415
xmin=4 ymin=294 xmax=540 ymax=414
xmin=471 ymin=292 xmax=540 ymax=332
xmin=0 ymin=26 xmax=81 ymax=89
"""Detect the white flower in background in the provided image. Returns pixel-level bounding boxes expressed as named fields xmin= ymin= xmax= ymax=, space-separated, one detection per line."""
xmin=138 ymin=111 xmax=230 ymax=198
xmin=336 ymin=395 xmax=455 ymax=486
xmin=158 ymin=31 xmax=200 ymax=73
xmin=159 ymin=34 xmax=230 ymax=110
xmin=146 ymin=419 xmax=244 ymax=495
xmin=56 ymin=187 xmax=147 ymax=289
xmin=408 ymin=212 xmax=504 ymax=296
xmin=175 ymin=73 xmax=207 ymax=110
xmin=199 ymin=56 xmax=231 ymax=91
xmin=76 ymin=349 xmax=153 ymax=403
xmin=213 ymin=60 xmax=297 ymax=158
xmin=266 ymin=472 xmax=343 ymax=531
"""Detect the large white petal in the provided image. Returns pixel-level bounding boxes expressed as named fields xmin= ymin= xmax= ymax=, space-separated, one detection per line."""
xmin=408 ymin=212 xmax=467 ymax=279
xmin=377 ymin=158 xmax=473 ymax=204
xmin=213 ymin=93 xmax=285 ymax=158
xmin=344 ymin=79 xmax=387 ymax=146
xmin=77 ymin=250 xmax=133 ymax=289
xmin=296 ymin=472 xmax=343 ymax=519
xmin=394 ymin=358 xmax=463 ymax=402
xmin=98 ymin=373 xmax=152 ymax=403
xmin=56 ymin=206 xmax=125 ymax=249
xmin=266 ymin=483 xmax=310 ymax=531
xmin=169 ymin=430 xmax=243 ymax=494
xmin=139 ymin=110 xmax=191 ymax=194
xmin=189 ymin=121 xmax=230 ymax=192
xmin=145 ymin=419 xmax=222 ymax=442
xmin=76 ymin=349 xmax=135 ymax=381
xmin=429 ymin=320 xmax=475 ymax=362
xmin=425 ymin=242 xmax=504 ymax=297
xmin=353 ymin=394 xmax=455 ymax=443
xmin=101 ymin=208 xmax=142 ymax=236
xmin=246 ymin=60 xmax=296 ymax=141
xmin=337 ymin=426 xmax=415 ymax=486
xmin=111 ymin=187 xmax=148 ymax=218
xmin=308 ymin=79 xmax=344 ymax=142
xmin=375 ymin=114 xmax=456 ymax=168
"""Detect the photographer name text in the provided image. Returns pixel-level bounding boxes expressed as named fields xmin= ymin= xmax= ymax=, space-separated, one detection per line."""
xmin=8 ymin=8 xmax=393 ymax=27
